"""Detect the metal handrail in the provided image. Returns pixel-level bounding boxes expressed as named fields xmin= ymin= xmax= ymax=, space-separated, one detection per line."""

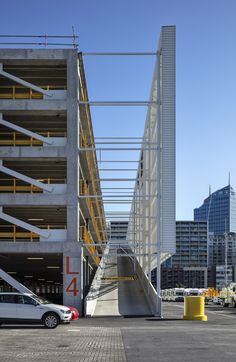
xmin=0 ymin=177 xmax=67 ymax=193
xmin=0 ymin=85 xmax=66 ymax=99
xmin=80 ymin=132 xmax=107 ymax=239
xmin=0 ymin=131 xmax=67 ymax=146
xmin=0 ymin=224 xmax=67 ymax=241
xmin=80 ymin=226 xmax=100 ymax=265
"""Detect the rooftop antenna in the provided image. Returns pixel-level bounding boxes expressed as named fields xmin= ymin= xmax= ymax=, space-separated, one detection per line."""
xmin=72 ymin=26 xmax=77 ymax=49
xmin=228 ymin=171 xmax=231 ymax=186
xmin=209 ymin=184 xmax=211 ymax=196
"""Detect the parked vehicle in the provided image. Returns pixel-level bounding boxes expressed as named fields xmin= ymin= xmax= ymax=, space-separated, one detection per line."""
xmin=220 ymin=283 xmax=236 ymax=307
xmin=185 ymin=288 xmax=200 ymax=296
xmin=0 ymin=292 xmax=72 ymax=328
xmin=161 ymin=288 xmax=185 ymax=302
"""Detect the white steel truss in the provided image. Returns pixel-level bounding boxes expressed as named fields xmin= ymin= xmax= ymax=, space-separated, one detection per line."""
xmin=78 ymin=26 xmax=176 ymax=316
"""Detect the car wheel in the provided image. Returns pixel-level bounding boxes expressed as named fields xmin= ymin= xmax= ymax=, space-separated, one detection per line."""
xmin=43 ymin=313 xmax=60 ymax=329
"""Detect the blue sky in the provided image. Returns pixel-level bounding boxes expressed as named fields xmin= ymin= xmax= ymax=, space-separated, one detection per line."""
xmin=1 ymin=0 xmax=236 ymax=219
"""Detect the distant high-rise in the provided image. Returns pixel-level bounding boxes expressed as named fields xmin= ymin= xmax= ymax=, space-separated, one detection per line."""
xmin=194 ymin=185 xmax=236 ymax=234
xmin=161 ymin=221 xmax=208 ymax=289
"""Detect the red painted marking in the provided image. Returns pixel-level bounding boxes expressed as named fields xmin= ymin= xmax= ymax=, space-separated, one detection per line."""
xmin=66 ymin=277 xmax=79 ymax=297
xmin=66 ymin=256 xmax=79 ymax=275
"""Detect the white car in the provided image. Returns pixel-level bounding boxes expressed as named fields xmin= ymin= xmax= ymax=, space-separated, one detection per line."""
xmin=0 ymin=293 xmax=72 ymax=329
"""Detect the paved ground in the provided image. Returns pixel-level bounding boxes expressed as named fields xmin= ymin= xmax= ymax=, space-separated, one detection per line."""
xmin=1 ymin=303 xmax=236 ymax=361
xmin=93 ymin=248 xmax=152 ymax=316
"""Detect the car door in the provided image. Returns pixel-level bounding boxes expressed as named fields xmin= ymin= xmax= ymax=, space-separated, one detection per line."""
xmin=16 ymin=295 xmax=41 ymax=320
xmin=0 ymin=294 xmax=17 ymax=319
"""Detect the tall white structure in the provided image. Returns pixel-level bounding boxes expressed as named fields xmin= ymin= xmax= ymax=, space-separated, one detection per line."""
xmin=127 ymin=26 xmax=176 ymax=315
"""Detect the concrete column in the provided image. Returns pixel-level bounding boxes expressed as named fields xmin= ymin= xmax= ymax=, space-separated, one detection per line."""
xmin=63 ymin=247 xmax=83 ymax=313
xmin=66 ymin=50 xmax=80 ymax=243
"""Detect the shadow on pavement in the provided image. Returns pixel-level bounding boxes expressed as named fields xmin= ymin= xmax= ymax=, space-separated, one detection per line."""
xmin=0 ymin=325 xmax=45 ymax=329
xmin=146 ymin=318 xmax=184 ymax=321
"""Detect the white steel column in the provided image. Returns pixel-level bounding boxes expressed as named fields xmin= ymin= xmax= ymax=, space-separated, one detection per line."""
xmin=156 ymin=49 xmax=162 ymax=317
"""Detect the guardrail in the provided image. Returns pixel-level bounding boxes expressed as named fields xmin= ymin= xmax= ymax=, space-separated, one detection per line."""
xmin=81 ymin=226 xmax=100 ymax=266
xmin=0 ymin=85 xmax=66 ymax=99
xmin=0 ymin=131 xmax=67 ymax=146
xmin=80 ymin=180 xmax=102 ymax=242
xmin=0 ymin=177 xmax=66 ymax=193
xmin=0 ymin=224 xmax=66 ymax=242
xmin=80 ymin=132 xmax=107 ymax=240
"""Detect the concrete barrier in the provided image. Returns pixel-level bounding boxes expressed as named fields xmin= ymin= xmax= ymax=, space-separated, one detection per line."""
xmin=135 ymin=257 xmax=157 ymax=315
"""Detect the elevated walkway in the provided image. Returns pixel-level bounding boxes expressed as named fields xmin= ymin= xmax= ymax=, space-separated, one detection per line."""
xmin=85 ymin=246 xmax=157 ymax=317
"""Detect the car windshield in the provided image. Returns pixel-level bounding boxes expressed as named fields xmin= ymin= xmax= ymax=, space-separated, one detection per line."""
xmin=33 ymin=296 xmax=51 ymax=304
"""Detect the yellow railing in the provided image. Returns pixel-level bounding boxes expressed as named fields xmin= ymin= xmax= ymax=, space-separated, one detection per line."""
xmin=80 ymin=179 xmax=102 ymax=242
xmin=81 ymin=226 xmax=100 ymax=266
xmin=0 ymin=85 xmax=66 ymax=100
xmin=80 ymin=133 xmax=108 ymax=240
xmin=0 ymin=224 xmax=66 ymax=242
xmin=78 ymin=57 xmax=107 ymax=241
xmin=0 ymin=131 xmax=67 ymax=146
xmin=0 ymin=178 xmax=67 ymax=193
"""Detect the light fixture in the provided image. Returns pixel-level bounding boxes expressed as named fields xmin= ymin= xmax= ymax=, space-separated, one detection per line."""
xmin=24 ymin=275 xmax=33 ymax=278
xmin=27 ymin=257 xmax=44 ymax=260
xmin=47 ymin=281 xmax=53 ymax=283
xmin=7 ymin=272 xmax=17 ymax=274
xmin=38 ymin=278 xmax=45 ymax=281
xmin=28 ymin=218 xmax=44 ymax=221
xmin=47 ymin=266 xmax=60 ymax=269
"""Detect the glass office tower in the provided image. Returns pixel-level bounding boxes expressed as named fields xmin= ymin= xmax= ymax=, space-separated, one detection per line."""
xmin=194 ymin=185 xmax=236 ymax=234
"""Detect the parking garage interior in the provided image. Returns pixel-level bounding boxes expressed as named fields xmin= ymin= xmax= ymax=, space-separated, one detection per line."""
xmin=0 ymin=253 xmax=63 ymax=303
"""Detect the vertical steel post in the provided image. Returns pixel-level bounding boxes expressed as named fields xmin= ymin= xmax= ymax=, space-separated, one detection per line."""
xmin=148 ymin=115 xmax=151 ymax=289
xmin=156 ymin=50 xmax=163 ymax=318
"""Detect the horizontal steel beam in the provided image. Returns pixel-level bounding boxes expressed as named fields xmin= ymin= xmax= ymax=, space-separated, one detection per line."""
xmin=86 ymin=253 xmax=158 ymax=257
xmin=78 ymin=101 xmax=156 ymax=106
xmin=83 ymin=243 xmax=157 ymax=246
xmin=99 ymin=169 xmax=137 ymax=171
xmin=0 ymin=34 xmax=79 ymax=38
xmin=79 ymin=194 xmax=156 ymax=198
xmin=95 ymin=137 xmax=143 ymax=140
xmin=95 ymin=142 xmax=157 ymax=145
xmin=79 ymin=147 xmax=158 ymax=151
xmin=82 ymin=52 xmax=158 ymax=56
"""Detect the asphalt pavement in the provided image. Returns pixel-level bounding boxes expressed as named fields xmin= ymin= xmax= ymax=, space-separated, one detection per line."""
xmin=1 ymin=303 xmax=236 ymax=361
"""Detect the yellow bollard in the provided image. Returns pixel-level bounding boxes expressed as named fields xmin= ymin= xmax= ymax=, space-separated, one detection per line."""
xmin=183 ymin=296 xmax=207 ymax=321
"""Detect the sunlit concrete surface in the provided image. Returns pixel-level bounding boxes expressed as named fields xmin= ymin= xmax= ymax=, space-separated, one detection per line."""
xmin=2 ymin=303 xmax=236 ymax=361
xmin=93 ymin=247 xmax=153 ymax=317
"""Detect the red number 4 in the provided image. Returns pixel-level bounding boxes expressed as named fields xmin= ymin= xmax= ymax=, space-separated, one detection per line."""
xmin=66 ymin=278 xmax=79 ymax=296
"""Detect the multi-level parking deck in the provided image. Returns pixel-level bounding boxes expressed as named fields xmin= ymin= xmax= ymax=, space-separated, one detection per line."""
xmin=0 ymin=46 xmax=107 ymax=312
